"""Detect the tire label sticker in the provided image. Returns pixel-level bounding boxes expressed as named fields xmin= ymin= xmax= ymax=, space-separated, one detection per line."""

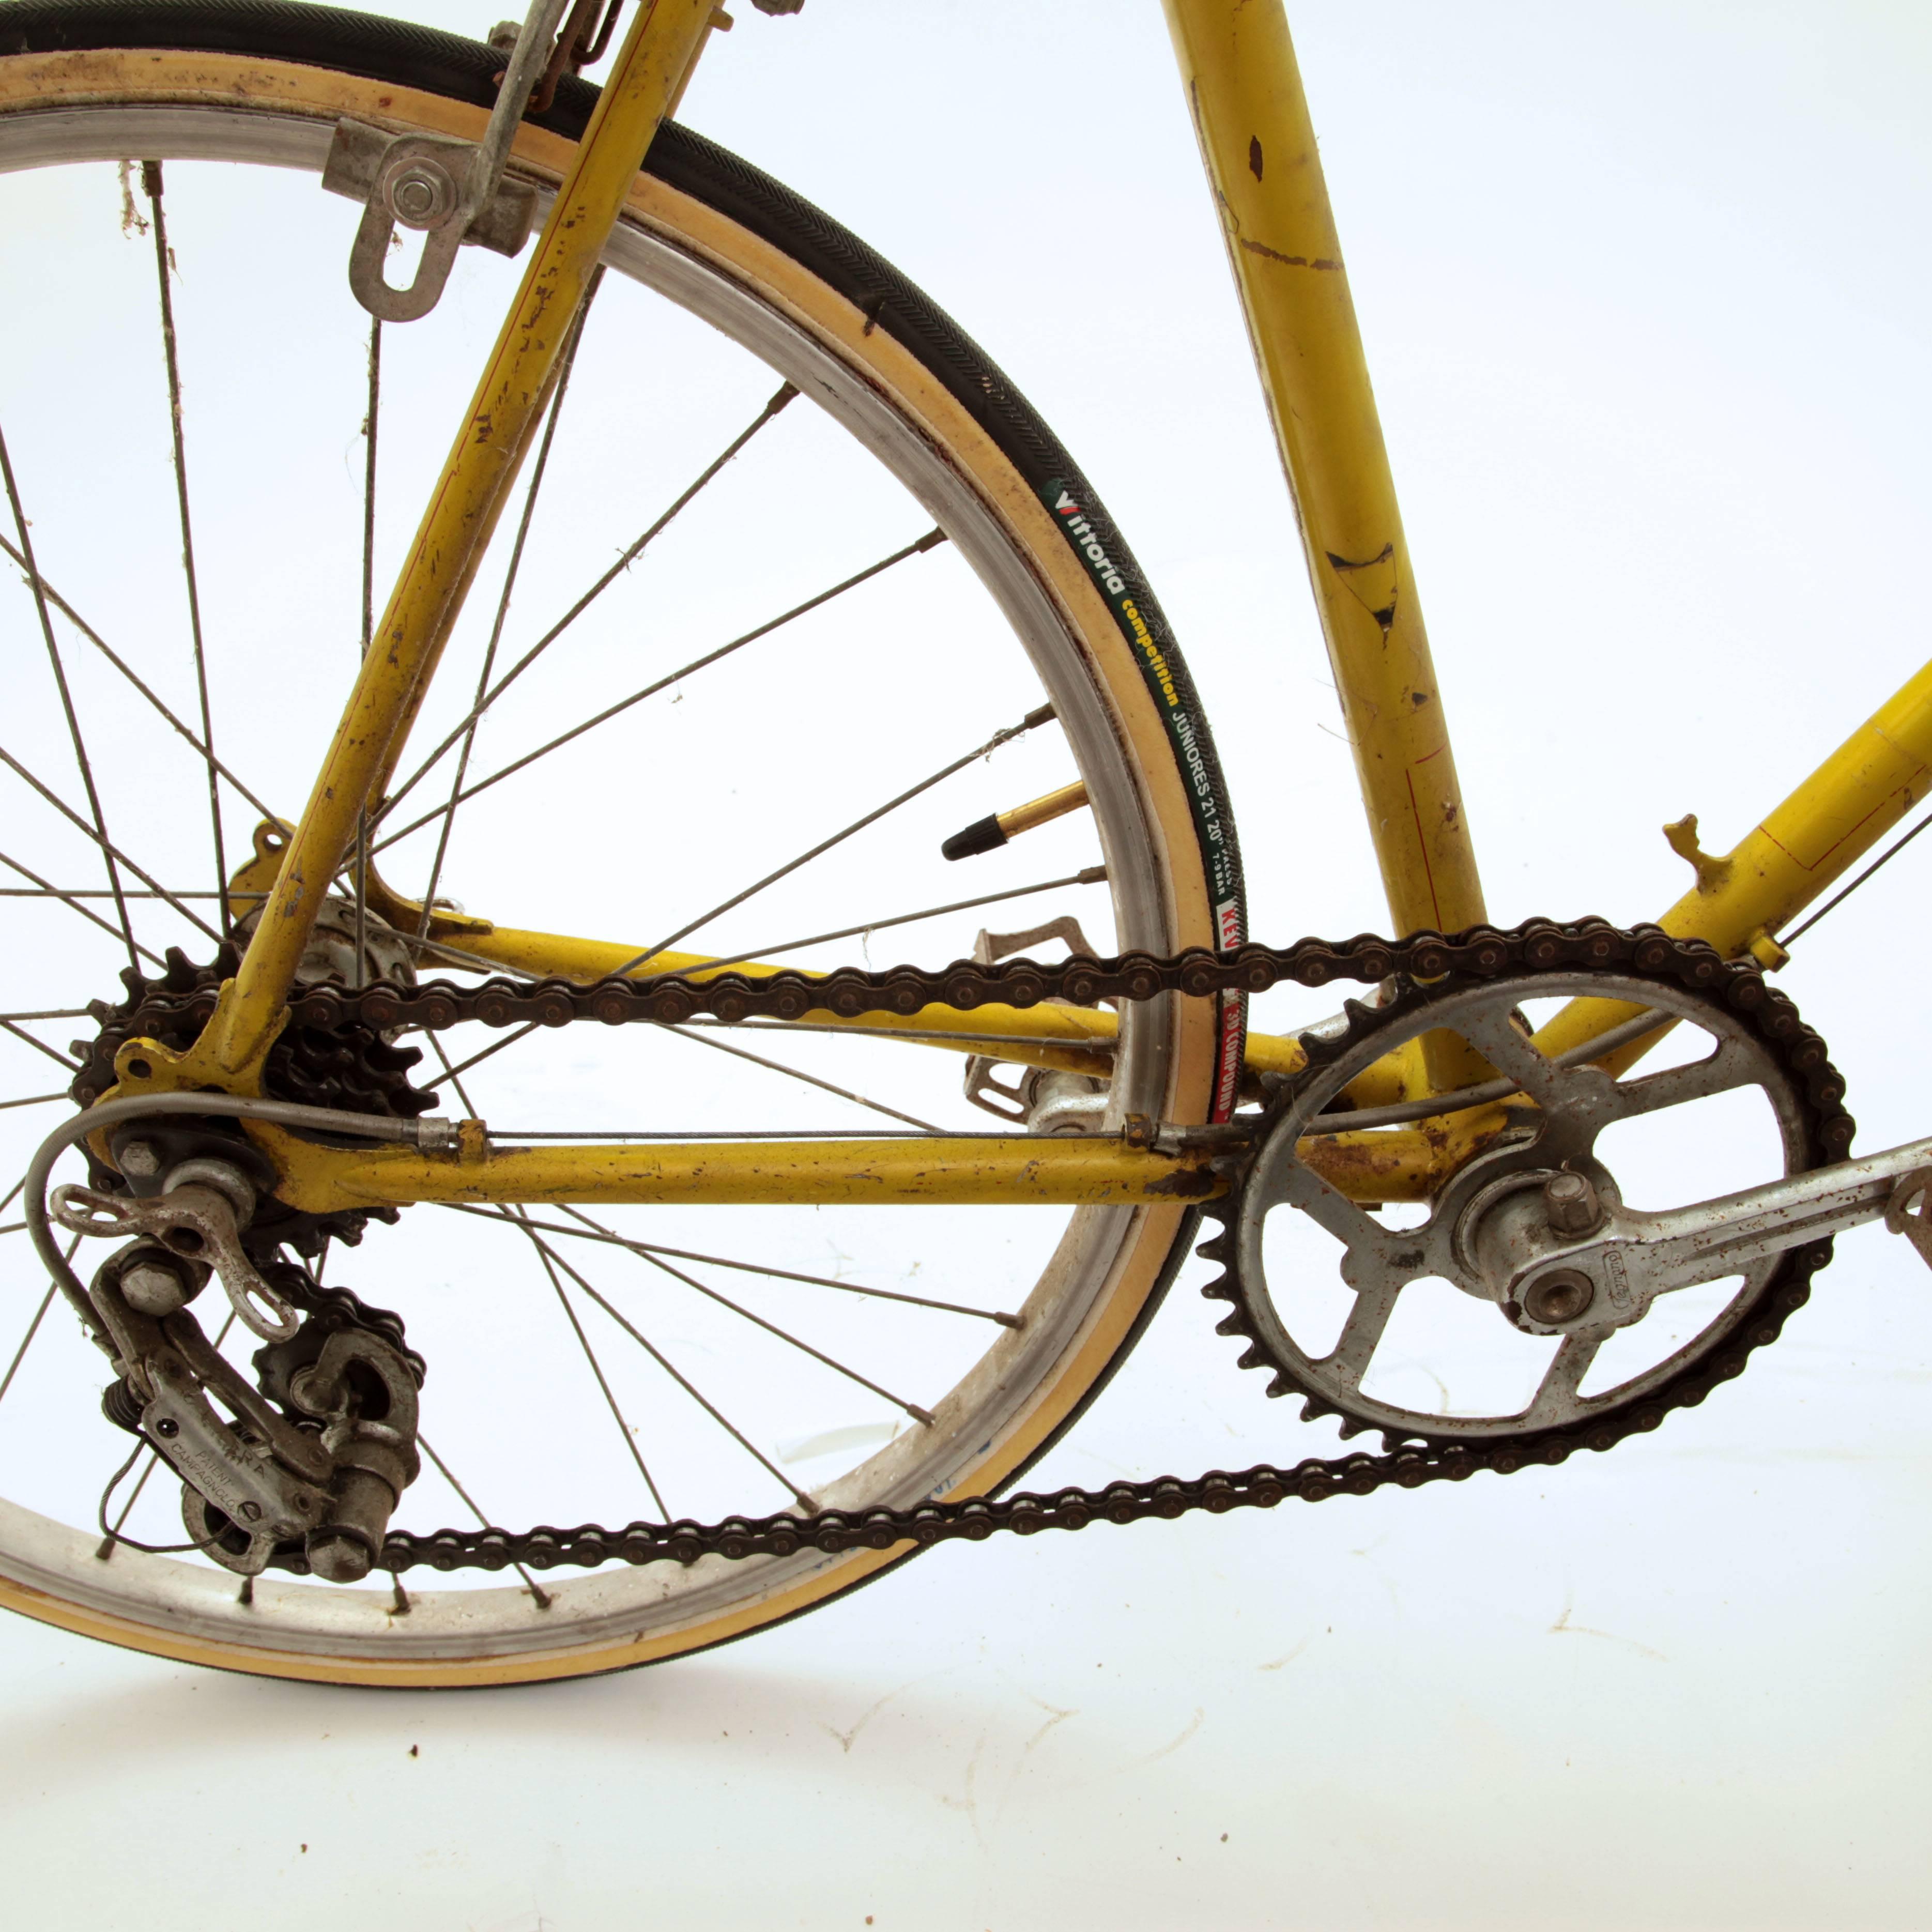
xmin=1042 ymin=482 xmax=1246 ymax=1121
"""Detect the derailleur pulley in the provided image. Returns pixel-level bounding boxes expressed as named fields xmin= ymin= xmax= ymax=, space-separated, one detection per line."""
xmin=68 ymin=1147 xmax=423 ymax=1582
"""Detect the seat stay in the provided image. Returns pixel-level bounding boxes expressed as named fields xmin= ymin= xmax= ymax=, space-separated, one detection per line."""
xmin=185 ymin=0 xmax=720 ymax=1086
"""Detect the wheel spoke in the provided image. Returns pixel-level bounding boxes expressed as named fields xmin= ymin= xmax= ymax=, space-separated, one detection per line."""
xmin=0 ymin=1018 xmax=78 ymax=1074
xmin=436 ymin=1201 xmax=1021 ymax=1324
xmin=507 ymin=1207 xmax=670 ymax=1517
xmin=0 ymin=850 xmax=166 ymax=968
xmin=553 ymin=1201 xmax=935 ymax=1425
xmin=0 ymin=887 xmax=247 ymax=902
xmin=373 ymin=526 xmax=947 ymax=853
xmin=0 ymin=425 xmax=139 ymax=973
xmin=422 ymin=1021 xmax=537 ymax=1090
xmin=0 ymin=743 xmax=221 ymax=944
xmin=611 ymin=701 xmax=1053 ymax=979
xmin=525 ymin=1231 xmax=819 ymax=1510
xmin=691 ymin=864 xmax=1108 ymax=977
xmin=394 ymin=930 xmax=543 ymax=979
xmin=360 ymin=317 xmax=381 ymax=661
xmin=682 ymin=1016 xmax=1115 ymax=1056
xmin=352 ymin=315 xmax=381 ymax=987
xmin=417 ymin=1434 xmax=551 ymax=1604
xmin=664 ymin=1022 xmax=943 ymax=1132
xmin=141 ymin=162 xmax=228 ymax=937
xmin=0 ymin=1286 xmax=54 ymax=1412
xmin=2 ymin=1232 xmax=80 ymax=1434
xmin=380 ymin=378 xmax=800 ymax=820
xmin=0 ymin=535 xmax=275 ymax=822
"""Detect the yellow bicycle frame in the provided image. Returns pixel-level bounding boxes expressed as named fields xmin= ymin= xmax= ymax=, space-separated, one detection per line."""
xmin=106 ymin=0 xmax=1932 ymax=1214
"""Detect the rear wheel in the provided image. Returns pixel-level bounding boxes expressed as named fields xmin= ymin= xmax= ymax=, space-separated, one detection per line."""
xmin=0 ymin=3 xmax=1245 ymax=1683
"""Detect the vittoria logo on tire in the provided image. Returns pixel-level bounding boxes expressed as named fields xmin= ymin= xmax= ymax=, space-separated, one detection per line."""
xmin=1042 ymin=482 xmax=1247 ymax=1121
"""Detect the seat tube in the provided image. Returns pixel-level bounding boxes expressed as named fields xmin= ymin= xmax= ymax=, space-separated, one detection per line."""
xmin=1161 ymin=1 xmax=1488 ymax=968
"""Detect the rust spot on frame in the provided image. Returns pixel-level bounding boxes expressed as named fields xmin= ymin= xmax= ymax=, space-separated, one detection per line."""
xmin=1238 ymin=237 xmax=1341 ymax=270
xmin=1145 ymin=1165 xmax=1221 ymax=1200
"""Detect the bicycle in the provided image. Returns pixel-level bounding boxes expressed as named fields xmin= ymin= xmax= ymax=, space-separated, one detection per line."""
xmin=0 ymin=0 xmax=1921 ymax=1688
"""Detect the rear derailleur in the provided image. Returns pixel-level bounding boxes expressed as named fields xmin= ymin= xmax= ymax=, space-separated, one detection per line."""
xmin=55 ymin=1133 xmax=422 ymax=1583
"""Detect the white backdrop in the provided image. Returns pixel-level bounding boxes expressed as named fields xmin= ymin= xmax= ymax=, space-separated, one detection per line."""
xmin=4 ymin=3 xmax=1931 ymax=1926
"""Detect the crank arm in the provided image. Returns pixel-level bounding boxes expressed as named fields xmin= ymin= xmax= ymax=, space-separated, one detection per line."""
xmin=1511 ymin=1133 xmax=1932 ymax=1311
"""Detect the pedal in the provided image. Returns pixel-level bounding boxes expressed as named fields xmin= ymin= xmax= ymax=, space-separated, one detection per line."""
xmin=1885 ymin=1167 xmax=1932 ymax=1271
xmin=961 ymin=1057 xmax=1108 ymax=1135
xmin=971 ymin=915 xmax=1098 ymax=965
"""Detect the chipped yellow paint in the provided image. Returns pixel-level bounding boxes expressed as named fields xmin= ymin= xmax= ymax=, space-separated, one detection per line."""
xmin=249 ymin=1123 xmax=1226 ymax=1213
xmin=1160 ymin=0 xmax=1485 ymax=967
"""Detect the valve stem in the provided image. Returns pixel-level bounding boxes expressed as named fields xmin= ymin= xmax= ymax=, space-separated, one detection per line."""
xmin=943 ymin=780 xmax=1088 ymax=862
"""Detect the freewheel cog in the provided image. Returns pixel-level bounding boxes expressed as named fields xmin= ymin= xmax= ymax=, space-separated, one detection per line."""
xmin=68 ymin=937 xmax=439 ymax=1258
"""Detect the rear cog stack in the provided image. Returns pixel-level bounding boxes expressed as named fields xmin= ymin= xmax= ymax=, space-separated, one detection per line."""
xmin=68 ymin=931 xmax=440 ymax=1258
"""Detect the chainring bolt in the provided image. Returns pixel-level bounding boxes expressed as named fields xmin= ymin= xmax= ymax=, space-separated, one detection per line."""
xmin=1543 ymin=1170 xmax=1603 ymax=1235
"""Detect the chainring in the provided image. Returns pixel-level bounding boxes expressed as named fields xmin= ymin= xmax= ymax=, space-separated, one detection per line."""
xmin=1200 ymin=946 xmax=1852 ymax=1452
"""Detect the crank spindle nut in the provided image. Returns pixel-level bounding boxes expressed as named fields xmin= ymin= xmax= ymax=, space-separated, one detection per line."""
xmin=1522 ymin=1268 xmax=1595 ymax=1326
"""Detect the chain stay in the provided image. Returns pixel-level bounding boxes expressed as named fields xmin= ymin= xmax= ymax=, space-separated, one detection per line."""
xmin=87 ymin=915 xmax=1850 ymax=1578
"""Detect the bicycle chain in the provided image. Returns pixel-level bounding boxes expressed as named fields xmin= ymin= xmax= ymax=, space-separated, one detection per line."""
xmin=84 ymin=916 xmax=1852 ymax=1580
